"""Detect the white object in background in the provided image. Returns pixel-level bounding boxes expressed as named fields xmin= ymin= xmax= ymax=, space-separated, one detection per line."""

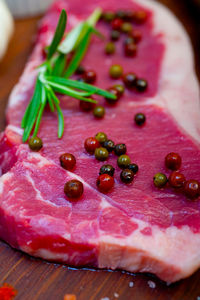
xmin=0 ymin=0 xmax=14 ymax=60
xmin=5 ymin=0 xmax=54 ymax=17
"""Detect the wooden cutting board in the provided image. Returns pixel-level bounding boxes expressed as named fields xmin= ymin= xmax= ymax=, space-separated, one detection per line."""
xmin=0 ymin=1 xmax=199 ymax=299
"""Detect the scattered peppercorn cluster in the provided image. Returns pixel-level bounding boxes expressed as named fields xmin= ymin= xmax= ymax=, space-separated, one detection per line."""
xmin=101 ymin=9 xmax=147 ymax=57
xmin=84 ymin=132 xmax=139 ymax=193
xmin=76 ymin=8 xmax=148 ymax=119
xmin=153 ymin=152 xmax=200 ymax=200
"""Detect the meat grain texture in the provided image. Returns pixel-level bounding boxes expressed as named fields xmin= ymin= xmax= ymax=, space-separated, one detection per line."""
xmin=0 ymin=0 xmax=200 ymax=283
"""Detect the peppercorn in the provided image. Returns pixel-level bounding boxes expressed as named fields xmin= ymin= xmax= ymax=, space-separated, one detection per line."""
xmin=124 ymin=43 xmax=137 ymax=57
xmin=131 ymin=29 xmax=142 ymax=43
xmin=77 ymin=78 xmax=85 ymax=82
xmin=136 ymin=78 xmax=148 ymax=92
xmin=75 ymin=65 xmax=85 ymax=75
xmin=84 ymin=137 xmax=100 ymax=154
xmin=133 ymin=10 xmax=147 ymax=24
xmin=168 ymin=171 xmax=186 ymax=188
xmin=95 ymin=132 xmax=108 ymax=144
xmin=95 ymin=147 xmax=109 ymax=161
xmin=83 ymin=70 xmax=96 ymax=84
xmin=165 ymin=152 xmax=182 ymax=171
xmin=103 ymin=11 xmax=115 ymax=22
xmin=109 ymin=64 xmax=123 ymax=79
xmin=93 ymin=106 xmax=105 ymax=118
xmin=105 ymin=87 xmax=120 ymax=104
xmin=97 ymin=174 xmax=114 ymax=192
xmin=134 ymin=113 xmax=146 ymax=126
xmin=124 ymin=10 xmax=135 ymax=21
xmin=117 ymin=154 xmax=131 ymax=169
xmin=128 ymin=163 xmax=139 ymax=174
xmin=111 ymin=18 xmax=123 ymax=31
xmin=114 ymin=143 xmax=127 ymax=156
xmin=120 ymin=169 xmax=134 ymax=183
xmin=124 ymin=36 xmax=135 ymax=45
xmin=103 ymin=140 xmax=115 ymax=152
xmin=99 ymin=164 xmax=115 ymax=177
xmin=105 ymin=42 xmax=116 ymax=55
xmin=110 ymin=30 xmax=120 ymax=41
xmin=121 ymin=22 xmax=133 ymax=34
xmin=116 ymin=10 xmax=127 ymax=19
xmin=64 ymin=179 xmax=84 ymax=199
xmin=28 ymin=136 xmax=43 ymax=151
xmin=123 ymin=73 xmax=137 ymax=88
xmin=60 ymin=153 xmax=76 ymax=170
xmin=184 ymin=180 xmax=200 ymax=199
xmin=80 ymin=100 xmax=94 ymax=112
xmin=113 ymin=84 xmax=125 ymax=97
xmin=153 ymin=173 xmax=168 ymax=188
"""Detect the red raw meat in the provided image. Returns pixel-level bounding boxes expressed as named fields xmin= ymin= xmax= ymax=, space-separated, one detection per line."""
xmin=0 ymin=0 xmax=200 ymax=283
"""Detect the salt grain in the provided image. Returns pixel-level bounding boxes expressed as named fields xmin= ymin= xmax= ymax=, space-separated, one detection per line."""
xmin=197 ymin=297 xmax=200 ymax=300
xmin=114 ymin=292 xmax=119 ymax=298
xmin=129 ymin=281 xmax=134 ymax=288
xmin=101 ymin=298 xmax=110 ymax=300
xmin=147 ymin=280 xmax=156 ymax=289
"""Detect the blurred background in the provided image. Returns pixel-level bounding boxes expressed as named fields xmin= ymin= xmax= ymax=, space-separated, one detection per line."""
xmin=4 ymin=0 xmax=54 ymax=17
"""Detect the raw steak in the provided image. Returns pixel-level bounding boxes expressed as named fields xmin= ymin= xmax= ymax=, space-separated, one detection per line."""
xmin=0 ymin=0 xmax=200 ymax=283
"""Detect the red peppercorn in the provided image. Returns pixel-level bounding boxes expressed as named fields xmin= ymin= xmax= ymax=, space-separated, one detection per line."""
xmin=131 ymin=29 xmax=142 ymax=43
xmin=133 ymin=10 xmax=148 ymax=24
xmin=97 ymin=174 xmax=114 ymax=192
xmin=80 ymin=100 xmax=94 ymax=112
xmin=84 ymin=137 xmax=100 ymax=154
xmin=123 ymin=72 xmax=137 ymax=88
xmin=111 ymin=18 xmax=123 ymax=30
xmin=165 ymin=152 xmax=182 ymax=170
xmin=60 ymin=153 xmax=76 ymax=170
xmin=169 ymin=171 xmax=186 ymax=188
xmin=83 ymin=70 xmax=96 ymax=84
xmin=105 ymin=87 xmax=120 ymax=104
xmin=64 ymin=179 xmax=84 ymax=199
xmin=124 ymin=43 xmax=137 ymax=57
xmin=184 ymin=180 xmax=200 ymax=199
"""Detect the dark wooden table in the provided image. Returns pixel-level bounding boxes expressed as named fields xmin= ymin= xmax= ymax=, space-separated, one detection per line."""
xmin=0 ymin=1 xmax=199 ymax=299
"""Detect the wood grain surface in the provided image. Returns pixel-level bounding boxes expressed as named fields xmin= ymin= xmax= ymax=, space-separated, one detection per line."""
xmin=0 ymin=1 xmax=199 ymax=299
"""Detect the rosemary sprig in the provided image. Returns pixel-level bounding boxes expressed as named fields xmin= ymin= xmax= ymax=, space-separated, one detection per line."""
xmin=58 ymin=8 xmax=103 ymax=78
xmin=21 ymin=9 xmax=116 ymax=142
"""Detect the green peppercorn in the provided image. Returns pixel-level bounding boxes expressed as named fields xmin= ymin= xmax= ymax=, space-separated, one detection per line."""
xmin=110 ymin=30 xmax=120 ymax=41
xmin=115 ymin=143 xmax=127 ymax=156
xmin=28 ymin=136 xmax=43 ymax=151
xmin=153 ymin=173 xmax=168 ymax=188
xmin=95 ymin=147 xmax=109 ymax=161
xmin=103 ymin=140 xmax=115 ymax=152
xmin=103 ymin=11 xmax=115 ymax=22
xmin=99 ymin=164 xmax=115 ymax=177
xmin=105 ymin=42 xmax=116 ymax=55
xmin=109 ymin=64 xmax=123 ymax=79
xmin=121 ymin=22 xmax=133 ymax=34
xmin=93 ymin=106 xmax=105 ymax=118
xmin=117 ymin=154 xmax=131 ymax=169
xmin=113 ymin=84 xmax=125 ymax=97
xmin=95 ymin=132 xmax=108 ymax=144
xmin=120 ymin=169 xmax=134 ymax=183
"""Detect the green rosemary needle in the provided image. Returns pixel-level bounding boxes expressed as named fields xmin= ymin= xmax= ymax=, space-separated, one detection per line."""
xmin=21 ymin=9 xmax=116 ymax=143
